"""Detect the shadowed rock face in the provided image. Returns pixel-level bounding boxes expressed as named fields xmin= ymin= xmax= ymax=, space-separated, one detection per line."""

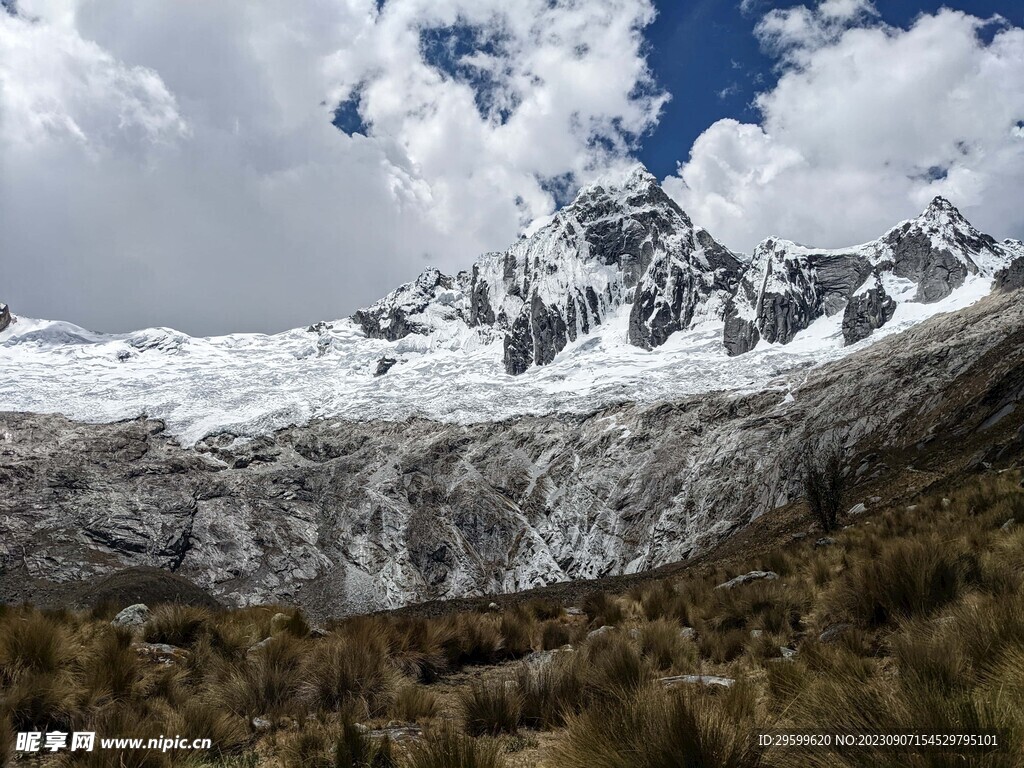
xmin=4 ymin=289 xmax=1023 ymax=618
xmin=0 ymin=303 xmax=10 ymax=333
xmin=842 ymin=281 xmax=897 ymax=345
xmin=996 ymin=256 xmax=1024 ymax=293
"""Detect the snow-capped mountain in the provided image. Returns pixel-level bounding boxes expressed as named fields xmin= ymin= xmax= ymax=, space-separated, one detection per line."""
xmin=352 ymin=167 xmax=744 ymax=375
xmin=723 ymin=197 xmax=1019 ymax=354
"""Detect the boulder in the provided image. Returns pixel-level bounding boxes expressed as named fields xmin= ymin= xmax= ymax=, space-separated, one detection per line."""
xmin=660 ymin=674 xmax=735 ymax=688
xmin=111 ymin=603 xmax=151 ymax=628
xmin=715 ymin=571 xmax=778 ymax=590
xmin=587 ymin=625 xmax=615 ymax=639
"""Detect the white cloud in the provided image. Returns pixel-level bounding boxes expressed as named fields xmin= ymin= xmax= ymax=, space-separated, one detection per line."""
xmin=0 ymin=0 xmax=665 ymax=333
xmin=667 ymin=6 xmax=1024 ymax=252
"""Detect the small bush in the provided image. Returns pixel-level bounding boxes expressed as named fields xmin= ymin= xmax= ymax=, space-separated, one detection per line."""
xmin=802 ymin=443 xmax=845 ymax=533
xmin=832 ymin=538 xmax=964 ymax=626
xmin=499 ymin=608 xmax=534 ymax=658
xmin=526 ymin=598 xmax=563 ymax=621
xmin=82 ymin=626 xmax=139 ymax=701
xmin=698 ymin=628 xmax=748 ymax=664
xmin=391 ymin=683 xmax=440 ymax=722
xmin=405 ymin=723 xmax=506 ymax=768
xmin=585 ymin=632 xmax=651 ymax=695
xmin=539 ymin=620 xmax=571 ymax=650
xmin=516 ymin=655 xmax=587 ymax=729
xmin=582 ymin=591 xmax=625 ymax=627
xmin=212 ymin=634 xmax=305 ymax=718
xmin=458 ymin=680 xmax=522 ymax=736
xmin=143 ymin=604 xmax=212 ymax=647
xmin=443 ymin=615 xmax=504 ymax=667
xmin=0 ymin=612 xmax=73 ymax=680
xmin=636 ymin=619 xmax=694 ymax=672
xmin=552 ymin=684 xmax=763 ymax=768
xmin=335 ymin=722 xmax=398 ymax=768
xmin=301 ymin=636 xmax=398 ymax=717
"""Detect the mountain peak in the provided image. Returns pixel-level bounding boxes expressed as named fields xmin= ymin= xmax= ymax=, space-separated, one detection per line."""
xmin=920 ymin=194 xmax=968 ymax=220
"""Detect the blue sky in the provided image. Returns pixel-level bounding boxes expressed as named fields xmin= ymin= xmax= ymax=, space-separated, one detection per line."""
xmin=640 ymin=0 xmax=1024 ymax=179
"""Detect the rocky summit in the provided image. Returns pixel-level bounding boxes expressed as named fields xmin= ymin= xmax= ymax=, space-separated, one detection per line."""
xmin=352 ymin=171 xmax=1018 ymax=373
xmin=352 ymin=167 xmax=744 ymax=375
xmin=2 ymin=166 xmax=1023 ymax=616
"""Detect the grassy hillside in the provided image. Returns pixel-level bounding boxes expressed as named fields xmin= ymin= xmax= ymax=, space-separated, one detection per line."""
xmin=2 ymin=471 xmax=1023 ymax=767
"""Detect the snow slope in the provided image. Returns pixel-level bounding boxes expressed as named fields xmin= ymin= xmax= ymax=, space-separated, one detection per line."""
xmin=0 ymin=276 xmax=994 ymax=446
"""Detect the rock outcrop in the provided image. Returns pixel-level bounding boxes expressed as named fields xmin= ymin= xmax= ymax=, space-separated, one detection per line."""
xmin=0 ymin=303 xmax=10 ymax=333
xmin=995 ymin=255 xmax=1024 ymax=292
xmin=842 ymin=277 xmax=897 ymax=345
xmin=724 ymin=197 xmax=1016 ymax=355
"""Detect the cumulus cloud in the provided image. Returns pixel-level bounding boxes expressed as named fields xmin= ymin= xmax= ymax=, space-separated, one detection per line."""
xmin=0 ymin=0 xmax=664 ymax=333
xmin=666 ymin=4 xmax=1024 ymax=252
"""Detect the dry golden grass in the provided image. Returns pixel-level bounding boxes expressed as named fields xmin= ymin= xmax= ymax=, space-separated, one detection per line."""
xmin=0 ymin=472 xmax=1022 ymax=767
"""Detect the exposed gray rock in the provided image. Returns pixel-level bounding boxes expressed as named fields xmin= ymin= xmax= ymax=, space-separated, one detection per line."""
xmin=251 ymin=717 xmax=272 ymax=732
xmin=780 ymin=646 xmax=798 ymax=659
xmin=842 ymin=281 xmax=896 ymax=345
xmin=726 ymin=197 xmax=1016 ymax=355
xmin=715 ymin=571 xmax=778 ymax=590
xmin=679 ymin=627 xmax=696 ymax=640
xmin=814 ymin=537 xmax=836 ymax=548
xmin=0 ymin=303 xmax=10 ymax=333
xmin=818 ymin=623 xmax=853 ymax=644
xmin=587 ymin=625 xmax=615 ymax=639
xmin=847 ymin=503 xmax=867 ymax=516
xmin=349 ymin=167 xmax=742 ymax=375
xmin=660 ymin=674 xmax=735 ymax=688
xmin=1002 ymin=519 xmax=1016 ymax=532
xmin=374 ymin=357 xmax=398 ymax=377
xmin=995 ymin=256 xmax=1024 ymax=292
xmin=353 ymin=269 xmax=466 ymax=342
xmin=111 ymin=603 xmax=150 ymax=627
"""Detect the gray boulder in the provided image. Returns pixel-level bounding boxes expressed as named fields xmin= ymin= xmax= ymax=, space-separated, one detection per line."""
xmin=660 ymin=674 xmax=735 ymax=688
xmin=111 ymin=603 xmax=150 ymax=628
xmin=715 ymin=570 xmax=778 ymax=590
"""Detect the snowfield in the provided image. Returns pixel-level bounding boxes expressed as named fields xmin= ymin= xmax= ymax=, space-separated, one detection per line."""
xmin=0 ymin=275 xmax=994 ymax=446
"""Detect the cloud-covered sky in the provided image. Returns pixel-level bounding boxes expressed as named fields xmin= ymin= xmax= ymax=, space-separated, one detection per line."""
xmin=1 ymin=0 xmax=1022 ymax=333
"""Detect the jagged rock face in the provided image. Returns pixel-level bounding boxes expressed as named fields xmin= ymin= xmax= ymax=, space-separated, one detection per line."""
xmin=350 ymin=167 xmax=741 ymax=374
xmin=0 ymin=303 xmax=10 ymax=333
xmin=724 ymin=198 xmax=1015 ymax=356
xmin=352 ymin=269 xmax=468 ymax=341
xmin=480 ymin=169 xmax=740 ymax=372
xmin=4 ymin=290 xmax=1023 ymax=617
xmin=628 ymin=228 xmax=743 ymax=350
xmin=842 ymin=278 xmax=897 ymax=345
xmin=995 ymin=256 xmax=1024 ymax=292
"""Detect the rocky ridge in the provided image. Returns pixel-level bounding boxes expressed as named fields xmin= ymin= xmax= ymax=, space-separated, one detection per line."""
xmin=353 ymin=167 xmax=744 ymax=374
xmin=352 ymin=171 xmax=1016 ymax=375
